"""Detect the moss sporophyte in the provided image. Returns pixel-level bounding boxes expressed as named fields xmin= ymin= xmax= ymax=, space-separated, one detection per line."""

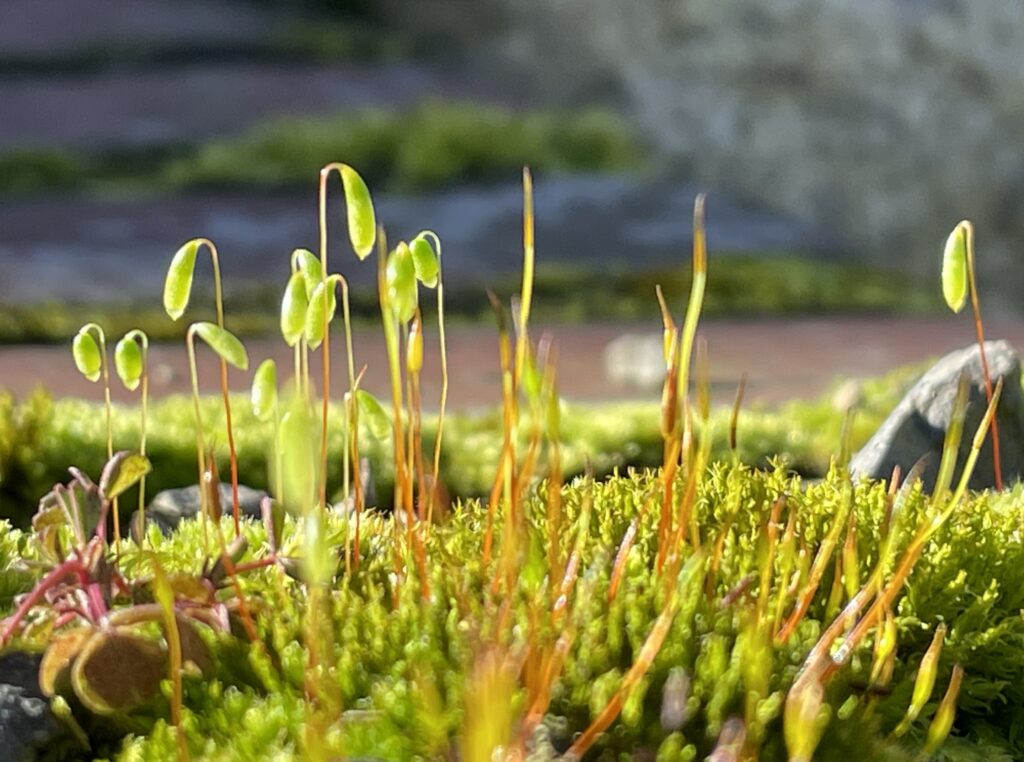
xmin=0 ymin=166 xmax=1015 ymax=760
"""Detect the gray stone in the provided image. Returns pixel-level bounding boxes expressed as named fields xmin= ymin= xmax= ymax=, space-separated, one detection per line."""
xmin=0 ymin=652 xmax=74 ymax=762
xmin=603 ymin=333 xmax=666 ymax=390
xmin=139 ymin=483 xmax=268 ymax=535
xmin=849 ymin=341 xmax=1024 ymax=491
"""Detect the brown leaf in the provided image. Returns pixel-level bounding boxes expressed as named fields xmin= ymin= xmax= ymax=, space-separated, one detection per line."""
xmin=175 ymin=614 xmax=213 ymax=675
xmin=71 ymin=630 xmax=166 ymax=714
xmin=39 ymin=627 xmax=93 ymax=697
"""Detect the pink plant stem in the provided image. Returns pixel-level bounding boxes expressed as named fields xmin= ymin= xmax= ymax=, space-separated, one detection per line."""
xmin=86 ymin=583 xmax=108 ymax=621
xmin=0 ymin=560 xmax=86 ymax=644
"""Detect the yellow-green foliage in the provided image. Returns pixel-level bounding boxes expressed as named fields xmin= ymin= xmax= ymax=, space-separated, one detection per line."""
xmin=4 ymin=465 xmax=1022 ymax=759
xmin=0 ymin=362 xmax=919 ymax=527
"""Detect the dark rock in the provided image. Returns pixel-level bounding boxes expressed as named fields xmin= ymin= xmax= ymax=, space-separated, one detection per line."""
xmin=850 ymin=341 xmax=1024 ymax=492
xmin=0 ymin=652 xmax=76 ymax=762
xmin=137 ymin=483 xmax=268 ymax=535
xmin=331 ymin=458 xmax=377 ymax=517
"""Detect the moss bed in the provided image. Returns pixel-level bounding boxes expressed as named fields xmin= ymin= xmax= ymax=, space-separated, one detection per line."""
xmin=1 ymin=360 xmax=1017 ymax=760
xmin=0 ymin=102 xmax=640 ymax=199
xmin=0 ymin=362 xmax=920 ymax=528
xmin=3 ymin=461 xmax=1023 ymax=760
xmin=0 ymin=161 xmax=1013 ymax=760
xmin=0 ymin=256 xmax=936 ymax=345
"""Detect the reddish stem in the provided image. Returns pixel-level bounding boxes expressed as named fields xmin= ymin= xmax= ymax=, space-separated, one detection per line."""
xmin=966 ymin=236 xmax=1002 ymax=490
xmin=219 ymin=360 xmax=242 ymax=535
xmin=1 ymin=560 xmax=86 ymax=644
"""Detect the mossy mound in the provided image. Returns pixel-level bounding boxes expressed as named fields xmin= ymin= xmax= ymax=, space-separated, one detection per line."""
xmin=0 ymin=362 xmax=919 ymax=527
xmin=3 ymin=463 xmax=1022 ymax=759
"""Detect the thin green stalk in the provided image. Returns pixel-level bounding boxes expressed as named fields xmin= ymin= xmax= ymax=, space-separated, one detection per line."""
xmin=122 ymin=329 xmax=150 ymax=539
xmin=418 ymin=230 xmax=448 ymax=524
xmin=79 ymin=323 xmax=118 ymax=551
xmin=318 ymin=168 xmax=334 ymax=513
xmin=185 ymin=327 xmax=210 ymax=555
xmin=675 ymin=195 xmax=707 ymax=434
xmin=197 ymin=240 xmax=242 ymax=534
xmin=167 ymin=238 xmax=243 ymax=535
xmin=515 ymin=168 xmax=536 ymax=388
xmin=964 ymin=225 xmax=1002 ymax=490
xmin=316 ymin=164 xmax=361 ymax=513
xmin=376 ymin=229 xmax=428 ymax=598
xmin=931 ymin=372 xmax=970 ymax=503
xmin=150 ymin=555 xmax=189 ymax=762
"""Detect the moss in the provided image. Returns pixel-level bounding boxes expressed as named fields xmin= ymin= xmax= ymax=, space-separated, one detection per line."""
xmin=0 ymin=150 xmax=87 ymax=196
xmin=0 ymin=257 xmax=937 ymax=345
xmin=0 ymin=361 xmax=920 ymax=528
xmin=0 ymin=103 xmax=643 ymax=199
xmin=4 ymin=464 xmax=1022 ymax=759
xmin=159 ymin=102 xmax=643 ymax=193
xmin=0 ymin=152 xmax=1003 ymax=760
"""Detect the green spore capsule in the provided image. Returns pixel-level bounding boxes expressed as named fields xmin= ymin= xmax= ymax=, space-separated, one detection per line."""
xmin=942 ymin=220 xmax=971 ymax=314
xmin=193 ymin=322 xmax=249 ymax=370
xmin=410 ymin=235 xmax=439 ymax=288
xmin=114 ymin=335 xmax=143 ymax=391
xmin=304 ymin=280 xmax=337 ymax=350
xmin=292 ymin=248 xmax=323 ymax=294
xmin=356 ymin=390 xmax=390 ymax=439
xmin=386 ymin=242 xmax=418 ymax=324
xmin=340 ymin=164 xmax=376 ymax=260
xmin=251 ymin=359 xmax=278 ymax=422
xmin=73 ymin=330 xmax=102 ymax=382
xmin=280 ymin=270 xmax=309 ymax=347
xmin=163 ymin=239 xmax=200 ymax=320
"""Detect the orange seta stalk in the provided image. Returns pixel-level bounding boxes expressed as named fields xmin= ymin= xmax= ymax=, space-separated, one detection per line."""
xmin=965 ymin=226 xmax=1002 ymax=489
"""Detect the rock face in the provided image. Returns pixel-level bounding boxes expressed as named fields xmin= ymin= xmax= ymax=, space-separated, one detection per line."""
xmin=0 ymin=652 xmax=76 ymax=762
xmin=396 ymin=0 xmax=1024 ymax=307
xmin=850 ymin=341 xmax=1024 ymax=491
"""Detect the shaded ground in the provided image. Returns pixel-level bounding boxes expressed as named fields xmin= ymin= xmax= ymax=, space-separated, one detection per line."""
xmin=3 ymin=317 xmax=1022 ymax=410
xmin=0 ymin=176 xmax=835 ymax=304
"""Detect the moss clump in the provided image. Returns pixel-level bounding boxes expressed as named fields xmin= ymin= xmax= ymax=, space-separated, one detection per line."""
xmin=0 ymin=103 xmax=642 ymax=199
xmin=3 ymin=465 xmax=1022 ymax=759
xmin=0 ymin=159 xmax=1004 ymax=761
xmin=0 ymin=361 xmax=920 ymax=527
xmin=0 ymin=256 xmax=936 ymax=345
xmin=159 ymin=103 xmax=642 ymax=193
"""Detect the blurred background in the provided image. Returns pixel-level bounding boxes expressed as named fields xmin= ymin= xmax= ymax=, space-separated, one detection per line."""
xmin=2 ymin=0 xmax=1023 ymax=405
